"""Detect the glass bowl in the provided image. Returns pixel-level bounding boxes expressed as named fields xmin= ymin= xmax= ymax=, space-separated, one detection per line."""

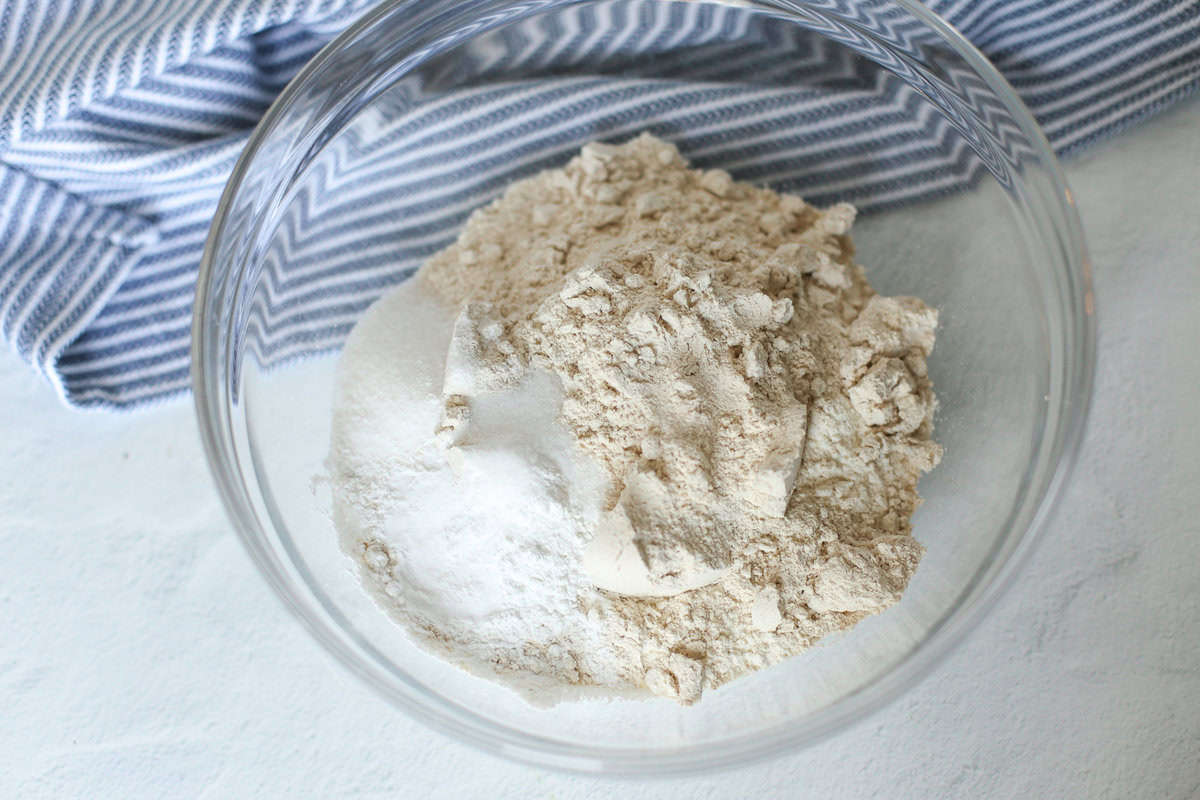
xmin=193 ymin=0 xmax=1094 ymax=775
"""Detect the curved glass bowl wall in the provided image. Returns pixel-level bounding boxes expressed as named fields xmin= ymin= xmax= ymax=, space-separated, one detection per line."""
xmin=194 ymin=0 xmax=1093 ymax=775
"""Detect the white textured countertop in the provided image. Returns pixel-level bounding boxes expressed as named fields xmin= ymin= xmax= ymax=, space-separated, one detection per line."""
xmin=3 ymin=99 xmax=1198 ymax=799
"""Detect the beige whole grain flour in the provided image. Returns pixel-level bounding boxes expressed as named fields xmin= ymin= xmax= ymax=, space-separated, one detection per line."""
xmin=329 ymin=134 xmax=941 ymax=705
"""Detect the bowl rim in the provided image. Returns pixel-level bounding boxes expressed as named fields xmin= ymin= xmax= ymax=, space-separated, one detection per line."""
xmin=192 ymin=0 xmax=1096 ymax=776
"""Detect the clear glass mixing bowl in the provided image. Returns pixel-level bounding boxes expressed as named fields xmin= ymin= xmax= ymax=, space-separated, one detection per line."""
xmin=193 ymin=0 xmax=1094 ymax=775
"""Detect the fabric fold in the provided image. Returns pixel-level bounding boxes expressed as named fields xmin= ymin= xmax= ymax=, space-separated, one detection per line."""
xmin=0 ymin=164 xmax=158 ymax=402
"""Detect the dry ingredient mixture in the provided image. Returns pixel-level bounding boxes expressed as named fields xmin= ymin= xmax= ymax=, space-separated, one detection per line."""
xmin=329 ymin=134 xmax=941 ymax=705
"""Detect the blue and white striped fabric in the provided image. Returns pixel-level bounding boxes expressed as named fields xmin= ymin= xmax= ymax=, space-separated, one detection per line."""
xmin=1 ymin=0 xmax=1198 ymax=408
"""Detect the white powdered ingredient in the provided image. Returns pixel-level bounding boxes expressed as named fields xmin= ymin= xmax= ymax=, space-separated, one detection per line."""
xmin=330 ymin=134 xmax=941 ymax=705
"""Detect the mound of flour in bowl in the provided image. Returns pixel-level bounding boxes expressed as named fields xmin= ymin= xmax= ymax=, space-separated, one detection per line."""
xmin=329 ymin=134 xmax=941 ymax=705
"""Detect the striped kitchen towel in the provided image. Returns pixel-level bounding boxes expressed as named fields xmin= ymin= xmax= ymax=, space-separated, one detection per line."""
xmin=2 ymin=0 xmax=1198 ymax=408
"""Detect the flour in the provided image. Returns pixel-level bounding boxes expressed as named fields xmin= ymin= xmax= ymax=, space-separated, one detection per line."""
xmin=330 ymin=134 xmax=941 ymax=705
xmin=330 ymin=283 xmax=624 ymax=703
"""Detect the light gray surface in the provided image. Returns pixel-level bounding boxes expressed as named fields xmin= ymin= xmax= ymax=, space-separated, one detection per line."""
xmin=3 ymin=99 xmax=1198 ymax=799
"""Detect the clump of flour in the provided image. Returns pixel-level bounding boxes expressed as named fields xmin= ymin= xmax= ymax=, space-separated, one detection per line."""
xmin=330 ymin=134 xmax=941 ymax=705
